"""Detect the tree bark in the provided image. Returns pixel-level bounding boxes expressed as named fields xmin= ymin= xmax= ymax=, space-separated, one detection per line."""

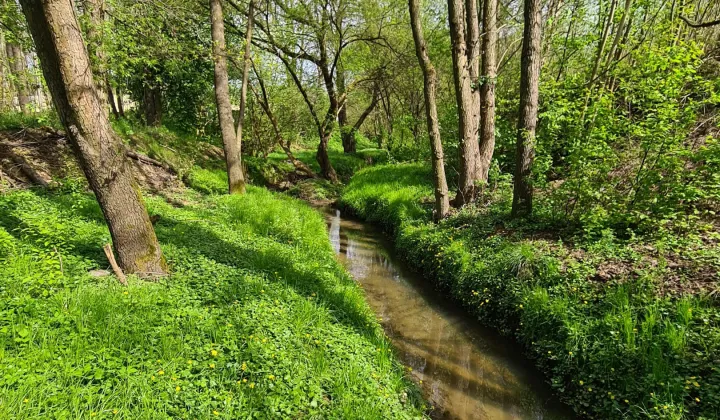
xmin=337 ymin=63 xmax=355 ymax=153
xmin=210 ymin=0 xmax=246 ymax=194
xmin=107 ymin=80 xmax=119 ymax=119
xmin=410 ymin=0 xmax=450 ymax=220
xmin=117 ymin=85 xmax=125 ymax=117
xmin=19 ymin=0 xmax=167 ymax=276
xmin=235 ymin=0 xmax=254 ymax=162
xmin=448 ymin=0 xmax=481 ymax=206
xmin=512 ymin=0 xmax=543 ymax=218
xmin=143 ymin=68 xmax=162 ymax=126
xmin=6 ymin=43 xmax=31 ymax=113
xmin=84 ymin=0 xmax=108 ymax=108
xmin=478 ymin=0 xmax=498 ymax=185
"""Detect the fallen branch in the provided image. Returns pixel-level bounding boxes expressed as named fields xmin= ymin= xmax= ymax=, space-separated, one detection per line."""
xmin=7 ymin=150 xmax=49 ymax=187
xmin=103 ymin=243 xmax=128 ymax=286
xmin=125 ymin=150 xmax=176 ymax=174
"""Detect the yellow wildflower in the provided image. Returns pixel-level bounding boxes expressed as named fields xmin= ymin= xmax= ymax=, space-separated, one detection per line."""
xmin=158 ymin=370 xmax=164 ymax=375
xmin=175 ymin=386 xmax=181 ymax=392
xmin=209 ymin=363 xmax=215 ymax=369
xmin=211 ymin=349 xmax=218 ymax=357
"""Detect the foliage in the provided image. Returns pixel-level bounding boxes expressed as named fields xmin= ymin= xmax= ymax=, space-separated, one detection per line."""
xmin=0 ymin=186 xmax=426 ymax=419
xmin=341 ymin=164 xmax=720 ymax=420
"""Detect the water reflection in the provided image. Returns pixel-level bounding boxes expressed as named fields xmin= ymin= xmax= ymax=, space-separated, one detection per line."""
xmin=324 ymin=208 xmax=573 ymax=420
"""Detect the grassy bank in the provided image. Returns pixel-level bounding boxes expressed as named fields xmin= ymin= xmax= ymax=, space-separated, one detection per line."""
xmin=0 ymin=184 xmax=425 ymax=419
xmin=341 ymin=163 xmax=720 ymax=420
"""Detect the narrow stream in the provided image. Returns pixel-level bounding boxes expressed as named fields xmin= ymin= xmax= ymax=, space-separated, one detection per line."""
xmin=323 ymin=207 xmax=573 ymax=420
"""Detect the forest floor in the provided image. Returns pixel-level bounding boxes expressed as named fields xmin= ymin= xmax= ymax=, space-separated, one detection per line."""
xmin=0 ymin=124 xmax=427 ymax=419
xmin=340 ymin=163 xmax=720 ymax=420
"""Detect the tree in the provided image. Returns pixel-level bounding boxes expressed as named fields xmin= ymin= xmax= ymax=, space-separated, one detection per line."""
xmin=409 ymin=0 xmax=449 ymax=220
xmin=478 ymin=0 xmax=498 ymax=185
xmin=512 ymin=0 xmax=542 ymax=218
xmin=235 ymin=0 xmax=254 ymax=161
xmin=19 ymin=0 xmax=167 ymax=276
xmin=448 ymin=0 xmax=482 ymax=206
xmin=210 ymin=0 xmax=246 ymax=194
xmin=5 ymin=41 xmax=30 ymax=113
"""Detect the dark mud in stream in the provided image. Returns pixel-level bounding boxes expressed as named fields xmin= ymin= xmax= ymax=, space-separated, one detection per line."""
xmin=323 ymin=207 xmax=574 ymax=420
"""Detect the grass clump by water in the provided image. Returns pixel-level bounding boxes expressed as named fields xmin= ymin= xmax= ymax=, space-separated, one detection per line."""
xmin=341 ymin=163 xmax=720 ymax=420
xmin=0 ymin=184 xmax=425 ymax=419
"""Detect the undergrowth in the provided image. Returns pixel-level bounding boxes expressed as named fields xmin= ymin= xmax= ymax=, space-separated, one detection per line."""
xmin=0 ymin=185 xmax=425 ymax=419
xmin=341 ymin=163 xmax=720 ymax=420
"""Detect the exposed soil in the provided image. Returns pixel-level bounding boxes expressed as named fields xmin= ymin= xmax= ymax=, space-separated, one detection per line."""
xmin=0 ymin=128 xmax=185 ymax=198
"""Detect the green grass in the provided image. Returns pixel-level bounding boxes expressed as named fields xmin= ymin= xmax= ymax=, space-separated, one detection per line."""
xmin=341 ymin=163 xmax=720 ymax=420
xmin=0 ymin=185 xmax=425 ymax=419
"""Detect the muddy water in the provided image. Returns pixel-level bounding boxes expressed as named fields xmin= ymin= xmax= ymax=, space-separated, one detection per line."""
xmin=323 ymin=208 xmax=573 ymax=420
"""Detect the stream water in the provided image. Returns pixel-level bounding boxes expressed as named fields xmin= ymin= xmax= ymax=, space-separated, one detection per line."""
xmin=323 ymin=207 xmax=573 ymax=420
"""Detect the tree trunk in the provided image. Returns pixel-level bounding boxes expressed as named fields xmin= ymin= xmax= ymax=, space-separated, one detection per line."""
xmin=6 ymin=43 xmax=31 ymax=113
xmin=337 ymin=63 xmax=356 ymax=153
xmin=107 ymin=80 xmax=120 ymax=119
xmin=0 ymin=29 xmax=9 ymax=111
xmin=410 ymin=0 xmax=450 ymax=220
xmin=19 ymin=0 xmax=166 ymax=276
xmin=478 ymin=0 xmax=498 ymax=185
xmin=235 ymin=0 xmax=254 ymax=161
xmin=448 ymin=0 xmax=481 ymax=206
xmin=117 ymin=86 xmax=125 ymax=117
xmin=143 ymin=69 xmax=162 ymax=126
xmin=512 ymin=0 xmax=543 ymax=218
xmin=84 ymin=0 xmax=108 ymax=108
xmin=317 ymin=133 xmax=337 ymax=181
xmin=210 ymin=0 xmax=245 ymax=194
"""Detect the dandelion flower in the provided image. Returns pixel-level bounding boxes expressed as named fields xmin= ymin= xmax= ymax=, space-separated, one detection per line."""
xmin=158 ymin=370 xmax=164 ymax=375
xmin=209 ymin=363 xmax=215 ymax=369
xmin=175 ymin=386 xmax=181 ymax=392
xmin=213 ymin=411 xmax=219 ymax=416
xmin=211 ymin=350 xmax=218 ymax=357
xmin=249 ymin=383 xmax=255 ymax=389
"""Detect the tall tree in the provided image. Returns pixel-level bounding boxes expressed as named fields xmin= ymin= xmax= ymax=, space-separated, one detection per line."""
xmin=448 ymin=0 xmax=482 ymax=206
xmin=210 ymin=0 xmax=246 ymax=194
xmin=5 ymin=42 xmax=31 ymax=113
xmin=478 ymin=0 xmax=498 ymax=185
xmin=512 ymin=0 xmax=543 ymax=217
xmin=235 ymin=0 xmax=254 ymax=158
xmin=409 ymin=0 xmax=450 ymax=220
xmin=19 ymin=0 xmax=166 ymax=275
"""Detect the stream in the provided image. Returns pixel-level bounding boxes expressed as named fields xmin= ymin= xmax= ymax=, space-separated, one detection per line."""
xmin=323 ymin=207 xmax=573 ymax=420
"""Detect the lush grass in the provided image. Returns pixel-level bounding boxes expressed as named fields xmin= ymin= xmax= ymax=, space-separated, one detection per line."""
xmin=341 ymin=163 xmax=720 ymax=420
xmin=0 ymin=185 xmax=425 ymax=419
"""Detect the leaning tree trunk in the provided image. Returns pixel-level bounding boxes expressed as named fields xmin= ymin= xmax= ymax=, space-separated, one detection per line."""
xmin=512 ymin=0 xmax=543 ymax=218
xmin=210 ymin=0 xmax=245 ymax=194
xmin=478 ymin=0 xmax=498 ymax=185
xmin=448 ymin=0 xmax=481 ymax=206
xmin=317 ymin=131 xmax=338 ymax=182
xmin=19 ymin=0 xmax=166 ymax=276
xmin=235 ymin=0 xmax=254 ymax=162
xmin=409 ymin=0 xmax=449 ymax=220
